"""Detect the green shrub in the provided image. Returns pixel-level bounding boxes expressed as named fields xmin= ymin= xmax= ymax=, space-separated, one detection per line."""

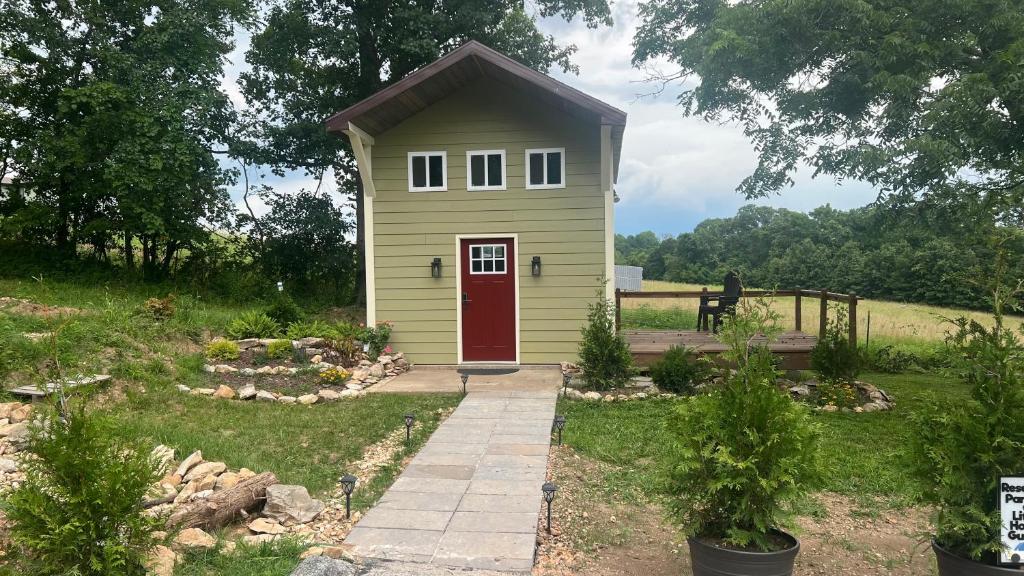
xmin=226 ymin=311 xmax=280 ymax=339
xmin=649 ymin=346 xmax=713 ymax=394
xmin=5 ymin=405 xmax=162 ymax=575
xmin=285 ymin=319 xmax=339 ymax=340
xmin=266 ymin=339 xmax=293 ymax=360
xmin=578 ymin=293 xmax=633 ymax=391
xmin=205 ymin=339 xmax=240 ymax=361
xmin=810 ymin=304 xmax=861 ymax=383
xmin=264 ymin=291 xmax=304 ymax=327
xmin=361 ymin=321 xmax=393 ymax=360
xmin=911 ymin=309 xmax=1024 ymax=563
xmin=666 ymin=297 xmax=821 ymax=551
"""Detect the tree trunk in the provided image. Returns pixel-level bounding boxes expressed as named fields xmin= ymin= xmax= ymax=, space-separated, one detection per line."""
xmin=124 ymin=232 xmax=134 ymax=268
xmin=165 ymin=472 xmax=278 ymax=530
xmin=161 ymin=239 xmax=178 ymax=275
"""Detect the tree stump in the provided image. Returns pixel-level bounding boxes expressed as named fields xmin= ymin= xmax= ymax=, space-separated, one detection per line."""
xmin=166 ymin=472 xmax=278 ymax=530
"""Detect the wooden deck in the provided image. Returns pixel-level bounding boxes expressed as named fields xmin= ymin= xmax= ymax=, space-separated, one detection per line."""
xmin=624 ymin=330 xmax=818 ymax=370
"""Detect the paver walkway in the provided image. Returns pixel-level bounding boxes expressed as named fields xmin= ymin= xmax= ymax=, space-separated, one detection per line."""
xmin=345 ymin=387 xmax=557 ymax=572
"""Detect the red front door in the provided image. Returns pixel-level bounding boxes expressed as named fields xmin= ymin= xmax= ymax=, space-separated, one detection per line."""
xmin=460 ymin=238 xmax=516 ymax=362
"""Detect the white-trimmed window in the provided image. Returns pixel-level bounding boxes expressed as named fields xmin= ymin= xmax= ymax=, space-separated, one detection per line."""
xmin=469 ymin=244 xmax=507 ymax=274
xmin=408 ymin=151 xmax=447 ymax=191
xmin=466 ymin=150 xmax=506 ymax=191
xmin=525 ymin=147 xmax=565 ymax=189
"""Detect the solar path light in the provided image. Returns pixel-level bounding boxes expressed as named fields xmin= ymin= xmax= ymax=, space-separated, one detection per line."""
xmin=460 ymin=372 xmax=469 ymax=395
xmin=340 ymin=474 xmax=357 ymax=519
xmin=404 ymin=413 xmax=415 ymax=441
xmin=542 ymin=482 xmax=557 ymax=534
xmin=552 ymin=415 xmax=566 ymax=446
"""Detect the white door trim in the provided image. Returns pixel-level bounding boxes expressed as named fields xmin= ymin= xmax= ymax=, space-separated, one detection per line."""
xmin=455 ymin=233 xmax=520 ymax=365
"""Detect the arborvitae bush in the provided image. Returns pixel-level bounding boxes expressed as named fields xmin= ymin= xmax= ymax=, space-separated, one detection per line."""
xmin=264 ymin=291 xmax=304 ymax=327
xmin=649 ymin=346 xmax=713 ymax=394
xmin=911 ymin=307 xmax=1024 ymax=563
xmin=577 ymin=293 xmax=633 ymax=391
xmin=810 ymin=304 xmax=862 ymax=384
xmin=5 ymin=406 xmax=162 ymax=575
xmin=666 ymin=298 xmax=821 ymax=551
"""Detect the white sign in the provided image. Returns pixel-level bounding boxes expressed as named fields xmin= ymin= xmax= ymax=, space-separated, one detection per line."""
xmin=1000 ymin=476 xmax=1024 ymax=565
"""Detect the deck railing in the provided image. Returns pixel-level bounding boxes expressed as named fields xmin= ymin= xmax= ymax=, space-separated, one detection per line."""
xmin=614 ymin=288 xmax=859 ymax=349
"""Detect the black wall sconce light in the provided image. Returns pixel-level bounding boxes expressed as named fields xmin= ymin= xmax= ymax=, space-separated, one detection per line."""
xmin=431 ymin=257 xmax=442 ymax=278
xmin=531 ymin=256 xmax=542 ymax=276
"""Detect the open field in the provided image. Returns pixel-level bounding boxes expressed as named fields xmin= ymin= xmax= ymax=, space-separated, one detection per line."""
xmin=622 ymin=280 xmax=1023 ymax=343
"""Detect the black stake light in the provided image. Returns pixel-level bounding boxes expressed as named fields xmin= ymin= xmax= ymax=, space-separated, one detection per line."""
xmin=460 ymin=372 xmax=469 ymax=395
xmin=542 ymin=482 xmax=557 ymax=533
xmin=404 ymin=413 xmax=415 ymax=441
xmin=340 ymin=474 xmax=357 ymax=519
xmin=562 ymin=371 xmax=571 ymax=396
xmin=552 ymin=415 xmax=566 ymax=446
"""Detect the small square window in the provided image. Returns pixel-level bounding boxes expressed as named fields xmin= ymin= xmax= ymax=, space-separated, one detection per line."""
xmin=525 ymin=148 xmax=565 ymax=189
xmin=466 ymin=150 xmax=506 ymax=191
xmin=468 ymin=243 xmax=508 ymax=275
xmin=408 ymin=151 xmax=447 ymax=191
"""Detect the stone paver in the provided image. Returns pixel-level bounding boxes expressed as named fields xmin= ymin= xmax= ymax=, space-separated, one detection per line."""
xmin=345 ymin=373 xmax=559 ymax=573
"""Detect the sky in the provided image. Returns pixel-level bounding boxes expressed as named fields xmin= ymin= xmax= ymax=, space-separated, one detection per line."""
xmin=221 ymin=1 xmax=881 ymax=237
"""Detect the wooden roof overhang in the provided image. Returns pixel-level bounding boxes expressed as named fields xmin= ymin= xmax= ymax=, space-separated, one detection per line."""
xmin=325 ymin=40 xmax=627 ymax=181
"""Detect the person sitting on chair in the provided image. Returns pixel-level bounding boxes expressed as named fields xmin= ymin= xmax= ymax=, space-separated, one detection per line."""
xmin=697 ymin=272 xmax=742 ymax=333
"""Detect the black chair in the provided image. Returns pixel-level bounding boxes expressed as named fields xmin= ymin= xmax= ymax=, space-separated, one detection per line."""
xmin=697 ymin=272 xmax=742 ymax=332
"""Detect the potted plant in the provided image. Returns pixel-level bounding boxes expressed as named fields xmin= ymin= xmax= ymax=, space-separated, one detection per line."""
xmin=911 ymin=274 xmax=1024 ymax=575
xmin=666 ymin=297 xmax=821 ymax=576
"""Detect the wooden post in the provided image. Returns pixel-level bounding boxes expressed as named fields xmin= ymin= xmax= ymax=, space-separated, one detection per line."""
xmin=848 ymin=293 xmax=858 ymax=349
xmin=614 ymin=289 xmax=621 ymax=331
xmin=794 ymin=288 xmax=802 ymax=332
xmin=819 ymin=290 xmax=828 ymax=339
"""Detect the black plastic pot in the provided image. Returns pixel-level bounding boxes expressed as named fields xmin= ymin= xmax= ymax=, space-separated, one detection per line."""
xmin=688 ymin=531 xmax=799 ymax=576
xmin=933 ymin=540 xmax=1024 ymax=576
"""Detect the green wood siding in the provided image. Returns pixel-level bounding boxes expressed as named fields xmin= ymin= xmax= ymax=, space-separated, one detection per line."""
xmin=371 ymin=79 xmax=606 ymax=364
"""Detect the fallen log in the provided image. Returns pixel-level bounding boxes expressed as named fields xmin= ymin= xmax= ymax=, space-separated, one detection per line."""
xmin=166 ymin=472 xmax=277 ymax=530
xmin=143 ymin=494 xmax=176 ymax=509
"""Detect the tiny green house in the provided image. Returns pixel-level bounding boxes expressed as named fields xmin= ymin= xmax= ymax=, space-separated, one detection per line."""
xmin=327 ymin=41 xmax=626 ymax=365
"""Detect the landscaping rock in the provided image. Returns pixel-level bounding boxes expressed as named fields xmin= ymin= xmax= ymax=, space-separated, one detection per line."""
xmin=238 ymin=384 xmax=257 ymax=400
xmin=203 ymin=364 xmax=216 ymax=373
xmin=240 ymin=368 xmax=257 ymax=376
xmin=214 ymin=364 xmax=238 ymax=374
xmin=264 ymin=484 xmax=325 ymax=525
xmin=213 ymin=385 xmax=236 ymax=399
xmin=296 ymin=337 xmax=325 ymax=348
xmin=789 ymin=384 xmax=810 ymax=397
xmin=289 ymin=556 xmax=356 ymax=576
xmin=183 ymin=461 xmax=226 ymax=482
xmin=176 ymin=458 xmax=204 ymax=485
xmin=0 ymin=458 xmax=18 ymax=473
xmin=582 ymin=391 xmax=602 ymax=401
xmin=249 ymin=517 xmax=287 ymax=534
xmin=297 ymin=394 xmax=319 ymax=405
xmin=310 ymin=354 xmax=323 ymax=364
xmin=236 ymin=338 xmax=261 ymax=350
xmin=256 ymin=366 xmax=274 ymax=375
xmin=216 ymin=471 xmax=240 ymax=490
xmin=243 ymin=534 xmax=279 ymax=546
xmin=278 ymin=396 xmax=297 ymax=405
xmin=174 ymin=528 xmax=216 ymax=550
xmin=368 ymin=364 xmax=385 ymax=379
xmin=344 ymin=383 xmax=363 ymax=391
xmin=10 ymin=404 xmax=32 ymax=423
xmin=192 ymin=388 xmax=215 ymax=396
xmin=256 ymin=390 xmax=277 ymax=402
xmin=318 ymin=389 xmax=341 ymax=401
xmin=176 ymin=385 xmax=191 ymax=393
xmin=145 ymin=545 xmax=178 ymax=576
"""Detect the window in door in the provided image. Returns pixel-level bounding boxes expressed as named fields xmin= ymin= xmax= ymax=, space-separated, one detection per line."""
xmin=469 ymin=244 xmax=507 ymax=274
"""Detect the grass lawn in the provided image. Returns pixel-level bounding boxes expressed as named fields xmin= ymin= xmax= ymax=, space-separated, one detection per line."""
xmin=558 ymin=371 xmax=966 ymax=509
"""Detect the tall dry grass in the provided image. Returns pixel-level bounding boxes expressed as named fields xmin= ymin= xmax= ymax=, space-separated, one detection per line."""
xmin=622 ymin=280 xmax=1024 ymax=343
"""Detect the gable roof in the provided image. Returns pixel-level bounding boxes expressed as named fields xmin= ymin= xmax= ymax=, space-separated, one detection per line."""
xmin=326 ymin=41 xmax=626 ymax=177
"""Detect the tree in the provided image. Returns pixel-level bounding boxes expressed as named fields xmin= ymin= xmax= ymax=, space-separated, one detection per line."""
xmin=0 ymin=0 xmax=252 ymax=274
xmin=633 ymin=0 xmax=1024 ymax=215
xmin=240 ymin=0 xmax=614 ymax=302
